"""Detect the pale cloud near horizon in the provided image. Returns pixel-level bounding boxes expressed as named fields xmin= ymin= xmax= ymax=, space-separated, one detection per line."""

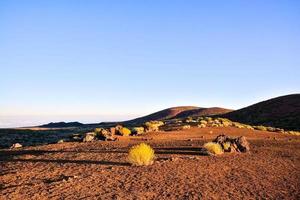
xmin=0 ymin=114 xmax=142 ymax=128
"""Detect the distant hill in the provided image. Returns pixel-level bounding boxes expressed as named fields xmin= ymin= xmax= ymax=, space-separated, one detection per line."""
xmin=124 ymin=106 xmax=232 ymax=125
xmin=124 ymin=106 xmax=199 ymax=125
xmin=173 ymin=107 xmax=233 ymax=119
xmin=221 ymin=94 xmax=300 ymax=131
xmin=40 ymin=122 xmax=84 ymax=128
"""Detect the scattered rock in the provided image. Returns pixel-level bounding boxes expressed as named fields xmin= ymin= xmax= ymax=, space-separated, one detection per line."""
xmin=95 ymin=128 xmax=116 ymax=141
xmin=197 ymin=124 xmax=206 ymax=128
xmin=69 ymin=133 xmax=82 ymax=142
xmin=10 ymin=143 xmax=22 ymax=149
xmin=170 ymin=157 xmax=179 ymax=162
xmin=183 ymin=125 xmax=191 ymax=130
xmin=57 ymin=139 xmax=65 ymax=144
xmin=83 ymin=132 xmax=96 ymax=142
xmin=115 ymin=125 xmax=123 ymax=133
xmin=44 ymin=174 xmax=77 ymax=184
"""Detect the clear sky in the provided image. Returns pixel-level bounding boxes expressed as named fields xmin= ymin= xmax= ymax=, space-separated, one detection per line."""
xmin=0 ymin=0 xmax=300 ymax=127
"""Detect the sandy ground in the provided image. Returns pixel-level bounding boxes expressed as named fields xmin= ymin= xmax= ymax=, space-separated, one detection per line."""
xmin=1 ymin=127 xmax=300 ymax=200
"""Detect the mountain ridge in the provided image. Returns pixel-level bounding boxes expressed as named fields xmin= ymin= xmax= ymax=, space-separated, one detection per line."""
xmin=37 ymin=94 xmax=300 ymax=131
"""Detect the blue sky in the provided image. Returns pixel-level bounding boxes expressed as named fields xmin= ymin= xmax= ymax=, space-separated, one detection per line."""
xmin=0 ymin=0 xmax=299 ymax=127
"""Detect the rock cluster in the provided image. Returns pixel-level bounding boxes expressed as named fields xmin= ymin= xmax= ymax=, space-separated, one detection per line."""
xmin=212 ymin=134 xmax=250 ymax=153
xmin=84 ymin=128 xmax=117 ymax=142
xmin=66 ymin=128 xmax=118 ymax=143
xmin=200 ymin=134 xmax=250 ymax=156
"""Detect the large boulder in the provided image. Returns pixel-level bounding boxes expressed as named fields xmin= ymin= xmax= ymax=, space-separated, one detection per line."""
xmin=213 ymin=134 xmax=250 ymax=153
xmin=234 ymin=136 xmax=250 ymax=152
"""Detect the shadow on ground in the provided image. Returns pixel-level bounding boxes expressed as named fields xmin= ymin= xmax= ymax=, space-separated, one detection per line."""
xmin=0 ymin=147 xmax=204 ymax=167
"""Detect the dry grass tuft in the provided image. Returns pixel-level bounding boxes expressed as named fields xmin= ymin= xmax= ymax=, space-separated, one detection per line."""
xmin=203 ymin=142 xmax=223 ymax=155
xmin=119 ymin=127 xmax=131 ymax=136
xmin=128 ymin=143 xmax=155 ymax=166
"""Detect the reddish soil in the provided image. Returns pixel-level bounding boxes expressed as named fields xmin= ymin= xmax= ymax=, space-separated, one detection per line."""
xmin=1 ymin=127 xmax=300 ymax=200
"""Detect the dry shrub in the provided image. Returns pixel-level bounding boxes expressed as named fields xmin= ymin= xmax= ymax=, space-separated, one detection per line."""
xmin=119 ymin=127 xmax=131 ymax=136
xmin=128 ymin=143 xmax=155 ymax=166
xmin=183 ymin=125 xmax=191 ymax=129
xmin=144 ymin=121 xmax=164 ymax=132
xmin=254 ymin=125 xmax=267 ymax=131
xmin=203 ymin=142 xmax=223 ymax=155
xmin=131 ymin=127 xmax=145 ymax=135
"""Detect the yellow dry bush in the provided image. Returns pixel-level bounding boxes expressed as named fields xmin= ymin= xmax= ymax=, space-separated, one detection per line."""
xmin=203 ymin=142 xmax=223 ymax=155
xmin=254 ymin=125 xmax=267 ymax=131
xmin=131 ymin=127 xmax=145 ymax=135
xmin=128 ymin=143 xmax=155 ymax=166
xmin=119 ymin=127 xmax=131 ymax=136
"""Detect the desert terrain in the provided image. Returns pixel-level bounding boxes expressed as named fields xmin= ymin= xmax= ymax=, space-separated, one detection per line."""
xmin=1 ymin=127 xmax=299 ymax=200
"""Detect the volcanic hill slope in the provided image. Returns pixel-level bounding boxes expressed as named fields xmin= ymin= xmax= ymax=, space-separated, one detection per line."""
xmin=124 ymin=106 xmax=199 ymax=125
xmin=124 ymin=106 xmax=232 ymax=125
xmin=172 ymin=107 xmax=233 ymax=119
xmin=221 ymin=94 xmax=300 ymax=131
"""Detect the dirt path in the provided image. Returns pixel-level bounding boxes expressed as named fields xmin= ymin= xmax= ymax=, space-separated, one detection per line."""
xmin=1 ymin=127 xmax=300 ymax=200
